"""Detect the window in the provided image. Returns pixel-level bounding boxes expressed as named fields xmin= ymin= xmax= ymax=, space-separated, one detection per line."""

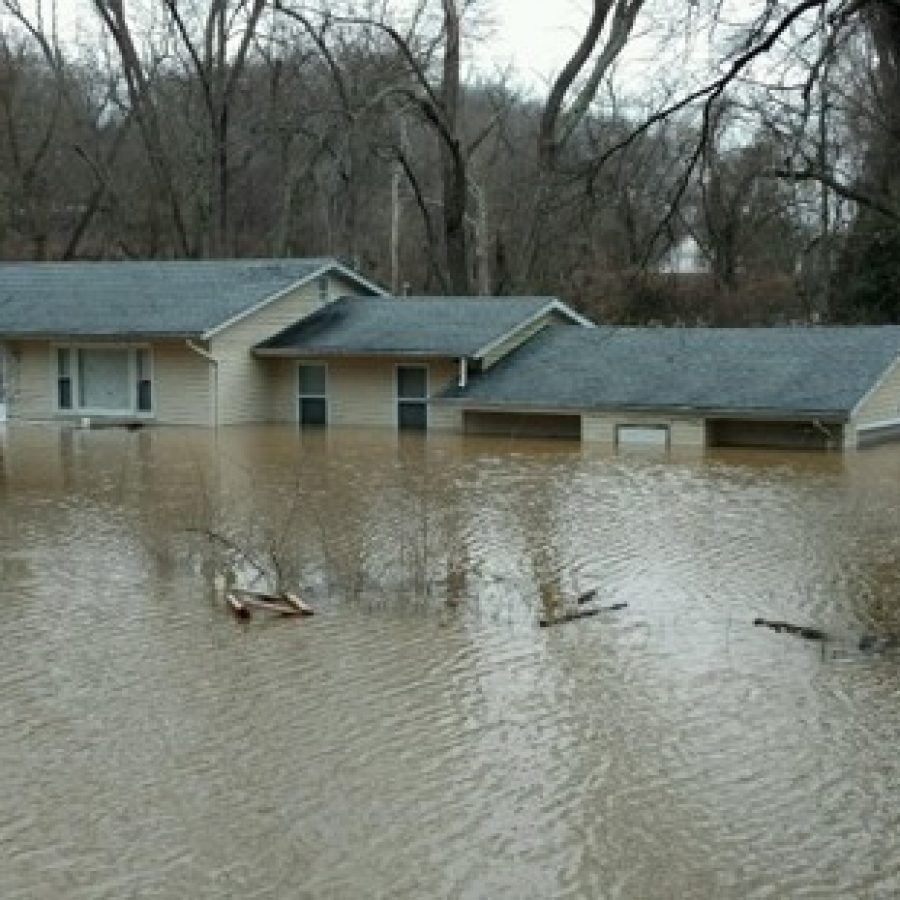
xmin=397 ymin=365 xmax=427 ymax=431
xmin=57 ymin=348 xmax=72 ymax=410
xmin=78 ymin=348 xmax=130 ymax=410
xmin=298 ymin=362 xmax=327 ymax=426
xmin=54 ymin=346 xmax=152 ymax=415
xmin=615 ymin=425 xmax=669 ymax=449
xmin=136 ymin=349 xmax=152 ymax=412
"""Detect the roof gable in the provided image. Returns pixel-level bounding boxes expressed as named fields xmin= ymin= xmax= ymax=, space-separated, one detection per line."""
xmin=255 ymin=296 xmax=587 ymax=359
xmin=0 ymin=258 xmax=385 ymax=339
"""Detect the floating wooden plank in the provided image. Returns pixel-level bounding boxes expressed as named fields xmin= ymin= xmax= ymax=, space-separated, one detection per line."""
xmin=753 ymin=618 xmax=827 ymax=641
xmin=540 ymin=607 xmax=601 ymax=628
xmin=237 ymin=596 xmax=302 ymax=616
xmin=228 ymin=588 xmax=314 ymax=617
xmin=282 ymin=592 xmax=315 ymax=616
xmin=754 ymin=617 xmax=900 ymax=651
xmin=225 ymin=593 xmax=251 ymax=621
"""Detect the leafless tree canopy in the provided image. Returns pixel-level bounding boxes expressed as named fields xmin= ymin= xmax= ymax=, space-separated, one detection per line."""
xmin=0 ymin=0 xmax=897 ymax=322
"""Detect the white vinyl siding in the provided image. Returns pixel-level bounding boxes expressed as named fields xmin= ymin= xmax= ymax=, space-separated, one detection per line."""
xmin=852 ymin=354 xmax=900 ymax=429
xmin=4 ymin=341 xmax=53 ymax=420
xmin=152 ymin=343 xmax=213 ymax=425
xmin=5 ymin=340 xmax=211 ymax=425
xmin=266 ymin=357 xmax=460 ymax=431
xmin=211 ymin=274 xmax=360 ymax=425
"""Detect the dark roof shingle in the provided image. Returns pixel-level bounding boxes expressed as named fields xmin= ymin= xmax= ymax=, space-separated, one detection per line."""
xmin=0 ymin=258 xmax=356 ymax=338
xmin=441 ymin=326 xmax=900 ymax=418
xmin=256 ymin=295 xmax=562 ymax=357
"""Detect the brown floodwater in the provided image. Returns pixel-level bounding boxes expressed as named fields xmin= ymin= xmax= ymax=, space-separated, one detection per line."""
xmin=2 ymin=424 xmax=900 ymax=899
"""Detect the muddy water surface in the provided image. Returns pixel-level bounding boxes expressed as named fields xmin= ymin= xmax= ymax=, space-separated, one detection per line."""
xmin=2 ymin=425 xmax=900 ymax=899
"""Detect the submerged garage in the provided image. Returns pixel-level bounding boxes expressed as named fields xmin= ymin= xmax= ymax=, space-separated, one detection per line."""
xmin=438 ymin=325 xmax=900 ymax=453
xmin=463 ymin=410 xmax=581 ymax=439
xmin=707 ymin=419 xmax=844 ymax=450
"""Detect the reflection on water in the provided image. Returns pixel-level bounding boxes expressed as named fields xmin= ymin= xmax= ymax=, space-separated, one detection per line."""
xmin=2 ymin=424 xmax=900 ymax=899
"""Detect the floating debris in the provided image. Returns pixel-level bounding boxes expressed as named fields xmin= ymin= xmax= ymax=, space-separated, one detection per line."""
xmin=540 ymin=587 xmax=627 ymax=628
xmin=754 ymin=617 xmax=900 ymax=653
xmin=225 ymin=593 xmax=251 ymax=621
xmin=223 ymin=588 xmax=314 ymax=622
xmin=753 ymin=618 xmax=827 ymax=641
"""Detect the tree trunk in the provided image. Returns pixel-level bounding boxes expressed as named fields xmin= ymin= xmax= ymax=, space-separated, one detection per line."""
xmin=440 ymin=1 xmax=469 ymax=293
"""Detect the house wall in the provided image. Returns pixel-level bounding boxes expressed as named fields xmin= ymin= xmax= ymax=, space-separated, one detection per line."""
xmin=3 ymin=341 xmax=51 ymax=421
xmin=3 ymin=339 xmax=212 ymax=425
xmin=152 ymin=343 xmax=213 ymax=425
xmin=850 ymin=354 xmax=900 ymax=447
xmin=3 ymin=273 xmax=376 ymax=427
xmin=210 ymin=273 xmax=366 ymax=425
xmin=582 ymin=412 xmax=706 ymax=446
xmin=0 ymin=343 xmax=6 ymax=422
xmin=267 ymin=355 xmax=462 ymax=431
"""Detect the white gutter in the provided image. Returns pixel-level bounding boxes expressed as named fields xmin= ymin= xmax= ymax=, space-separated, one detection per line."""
xmin=186 ymin=339 xmax=219 ymax=427
xmin=857 ymin=416 xmax=900 ymax=433
xmin=458 ymin=357 xmax=468 ymax=388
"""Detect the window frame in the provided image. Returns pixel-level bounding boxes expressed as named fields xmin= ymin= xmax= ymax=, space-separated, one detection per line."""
xmin=615 ymin=424 xmax=670 ymax=450
xmin=297 ymin=361 xmax=328 ymax=427
xmin=395 ymin=363 xmax=429 ymax=431
xmin=56 ymin=347 xmax=73 ymax=410
xmin=51 ymin=344 xmax=154 ymax=417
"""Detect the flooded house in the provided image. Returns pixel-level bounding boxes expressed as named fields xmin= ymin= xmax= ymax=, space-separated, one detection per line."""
xmin=440 ymin=326 xmax=900 ymax=451
xmin=0 ymin=258 xmax=384 ymax=427
xmin=1 ymin=258 xmax=900 ymax=451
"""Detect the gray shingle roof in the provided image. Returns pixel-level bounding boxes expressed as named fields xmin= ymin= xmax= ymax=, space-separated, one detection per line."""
xmin=0 ymin=258 xmax=368 ymax=338
xmin=440 ymin=326 xmax=900 ymax=418
xmin=256 ymin=295 xmax=561 ymax=357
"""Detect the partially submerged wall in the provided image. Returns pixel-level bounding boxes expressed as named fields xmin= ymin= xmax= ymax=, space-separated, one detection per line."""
xmin=211 ymin=273 xmax=360 ymax=425
xmin=4 ymin=340 xmax=213 ymax=426
xmin=582 ymin=412 xmax=706 ymax=447
xmin=463 ymin=410 xmax=581 ymax=439
xmin=266 ymin=356 xmax=461 ymax=432
xmin=852 ymin=354 xmax=900 ymax=448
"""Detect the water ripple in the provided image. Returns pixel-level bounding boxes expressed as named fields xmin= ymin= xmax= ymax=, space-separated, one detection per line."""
xmin=1 ymin=427 xmax=900 ymax=897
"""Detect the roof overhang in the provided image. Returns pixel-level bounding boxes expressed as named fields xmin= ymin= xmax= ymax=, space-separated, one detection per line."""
xmin=253 ymin=346 xmax=458 ymax=359
xmin=432 ymin=397 xmax=849 ymax=423
xmin=0 ymin=331 xmax=203 ymax=342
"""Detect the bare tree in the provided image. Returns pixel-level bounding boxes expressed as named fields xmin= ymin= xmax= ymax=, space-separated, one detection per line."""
xmin=160 ymin=0 xmax=266 ymax=255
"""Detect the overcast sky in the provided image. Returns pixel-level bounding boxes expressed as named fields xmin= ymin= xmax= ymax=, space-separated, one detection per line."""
xmin=12 ymin=0 xmax=752 ymax=109
xmin=479 ymin=0 xmax=592 ymax=84
xmin=470 ymin=0 xmax=719 ymax=107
